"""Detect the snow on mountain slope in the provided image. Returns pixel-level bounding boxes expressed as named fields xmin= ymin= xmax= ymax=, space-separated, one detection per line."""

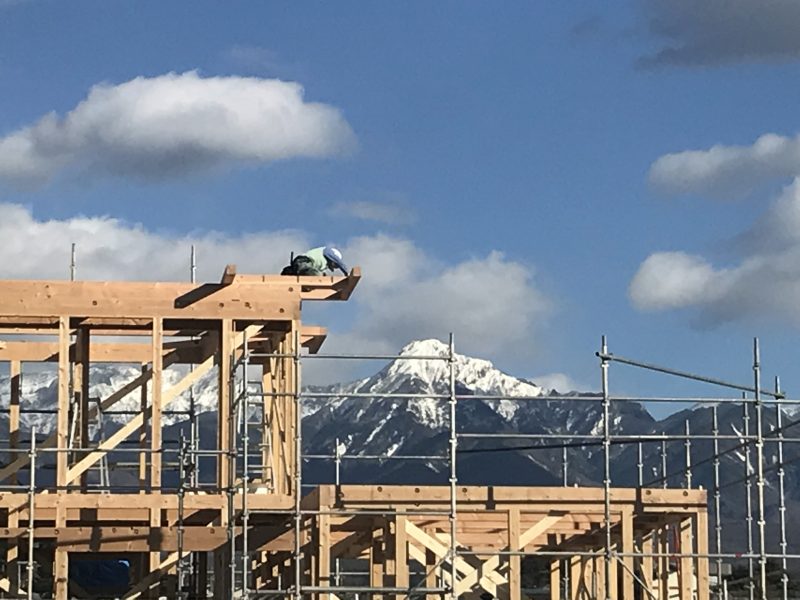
xmin=0 ymin=364 xmax=218 ymax=435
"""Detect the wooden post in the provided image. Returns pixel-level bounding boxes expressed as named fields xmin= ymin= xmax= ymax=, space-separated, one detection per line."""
xmin=508 ymin=508 xmax=522 ymax=600
xmin=370 ymin=520 xmax=384 ymax=600
xmin=54 ymin=502 xmax=68 ymax=600
xmin=550 ymin=560 xmax=561 ymax=600
xmin=149 ymin=318 xmax=163 ymax=597
xmin=9 ymin=360 xmax=20 ymax=485
xmin=679 ymin=518 xmax=693 ymax=600
xmin=150 ymin=318 xmax=163 ymax=490
xmin=621 ymin=507 xmax=634 ymax=599
xmin=696 ymin=510 xmax=710 ymax=600
xmin=425 ymin=548 xmax=437 ymax=600
xmin=395 ymin=515 xmax=409 ymax=592
xmin=6 ymin=360 xmax=20 ymax=592
xmin=74 ymin=327 xmax=90 ymax=490
xmin=56 ymin=316 xmax=70 ymax=490
xmin=658 ymin=527 xmax=670 ymax=600
xmin=640 ymin=532 xmax=654 ymax=598
xmin=570 ymin=556 xmax=581 ymax=599
xmin=214 ymin=319 xmax=233 ymax=599
xmin=138 ymin=364 xmax=148 ymax=492
xmin=317 ymin=514 xmax=331 ymax=600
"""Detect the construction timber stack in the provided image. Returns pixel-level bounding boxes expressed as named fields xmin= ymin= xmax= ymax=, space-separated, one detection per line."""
xmin=0 ymin=265 xmax=711 ymax=599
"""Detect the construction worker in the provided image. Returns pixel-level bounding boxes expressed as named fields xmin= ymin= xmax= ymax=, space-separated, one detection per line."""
xmin=281 ymin=246 xmax=349 ymax=276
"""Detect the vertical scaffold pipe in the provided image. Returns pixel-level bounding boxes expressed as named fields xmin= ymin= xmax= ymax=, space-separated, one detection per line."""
xmin=228 ymin=337 xmax=237 ymax=596
xmin=178 ymin=433 xmax=186 ymax=598
xmin=448 ymin=333 xmax=458 ymax=600
xmin=600 ymin=335 xmax=612 ymax=600
xmin=661 ymin=438 xmax=667 ymax=489
xmin=712 ymin=406 xmax=723 ymax=600
xmin=743 ymin=393 xmax=754 ymax=600
xmin=753 ymin=339 xmax=766 ymax=600
xmin=293 ymin=328 xmax=303 ymax=600
xmin=27 ymin=427 xmax=36 ymax=600
xmin=242 ymin=329 xmax=251 ymax=598
xmin=775 ymin=377 xmax=788 ymax=600
xmin=70 ymin=243 xmax=76 ymax=281
xmin=684 ymin=420 xmax=692 ymax=489
xmin=562 ymin=445 xmax=568 ymax=487
xmin=637 ymin=441 xmax=643 ymax=487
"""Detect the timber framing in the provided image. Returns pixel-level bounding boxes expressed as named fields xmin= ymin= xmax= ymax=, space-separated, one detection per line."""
xmin=0 ymin=264 xmax=713 ymax=600
xmin=0 ymin=266 xmax=357 ymax=599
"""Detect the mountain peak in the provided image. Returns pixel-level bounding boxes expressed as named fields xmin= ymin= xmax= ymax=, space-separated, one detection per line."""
xmin=398 ymin=338 xmax=450 ymax=356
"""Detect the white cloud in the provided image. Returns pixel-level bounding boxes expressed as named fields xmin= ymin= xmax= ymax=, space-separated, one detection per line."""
xmin=336 ymin=235 xmax=551 ymax=360
xmin=639 ymin=0 xmax=800 ymax=67
xmin=630 ymin=178 xmax=800 ymax=326
xmin=329 ymin=200 xmax=416 ymax=226
xmin=0 ymin=203 xmax=309 ymax=281
xmin=0 ymin=207 xmax=553 ymax=382
xmin=531 ymin=372 xmax=592 ymax=393
xmin=649 ymin=133 xmax=800 ymax=198
xmin=629 ymin=252 xmax=727 ymax=311
xmin=0 ymin=71 xmax=355 ymax=187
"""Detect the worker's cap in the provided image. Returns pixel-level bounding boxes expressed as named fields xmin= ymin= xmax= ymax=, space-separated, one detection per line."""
xmin=323 ymin=246 xmax=348 ymax=274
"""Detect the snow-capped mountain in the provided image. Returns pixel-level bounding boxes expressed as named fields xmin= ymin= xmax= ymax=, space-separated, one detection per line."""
xmin=2 ymin=338 xmax=797 ymax=553
xmin=301 ymin=339 xmax=655 ymax=486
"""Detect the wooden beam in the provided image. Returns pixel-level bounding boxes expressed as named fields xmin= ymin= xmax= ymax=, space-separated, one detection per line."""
xmin=0 ymin=280 xmax=300 ymax=320
xmin=220 ymin=264 xmax=237 ymax=286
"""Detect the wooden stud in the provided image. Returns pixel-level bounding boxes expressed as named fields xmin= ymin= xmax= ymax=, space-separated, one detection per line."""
xmin=508 ymin=508 xmax=522 ymax=600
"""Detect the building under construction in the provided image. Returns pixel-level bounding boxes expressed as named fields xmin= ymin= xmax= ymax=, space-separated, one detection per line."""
xmin=0 ymin=264 xmax=791 ymax=599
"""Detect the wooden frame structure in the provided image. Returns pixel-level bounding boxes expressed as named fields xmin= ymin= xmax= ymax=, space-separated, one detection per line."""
xmin=0 ymin=267 xmax=361 ymax=599
xmin=0 ymin=265 xmax=712 ymax=599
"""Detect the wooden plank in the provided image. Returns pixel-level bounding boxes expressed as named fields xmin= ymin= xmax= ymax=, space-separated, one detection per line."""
xmin=0 ymin=280 xmax=300 ymax=320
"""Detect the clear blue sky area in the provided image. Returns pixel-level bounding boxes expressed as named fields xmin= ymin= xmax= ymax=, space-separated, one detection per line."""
xmin=2 ymin=1 xmax=800 ymax=417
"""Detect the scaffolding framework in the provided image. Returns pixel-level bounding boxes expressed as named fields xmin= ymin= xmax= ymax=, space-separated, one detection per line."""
xmin=0 ymin=264 xmax=792 ymax=599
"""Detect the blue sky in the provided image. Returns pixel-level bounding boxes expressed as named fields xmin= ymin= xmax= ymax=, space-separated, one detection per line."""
xmin=3 ymin=1 xmax=800 ymax=416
